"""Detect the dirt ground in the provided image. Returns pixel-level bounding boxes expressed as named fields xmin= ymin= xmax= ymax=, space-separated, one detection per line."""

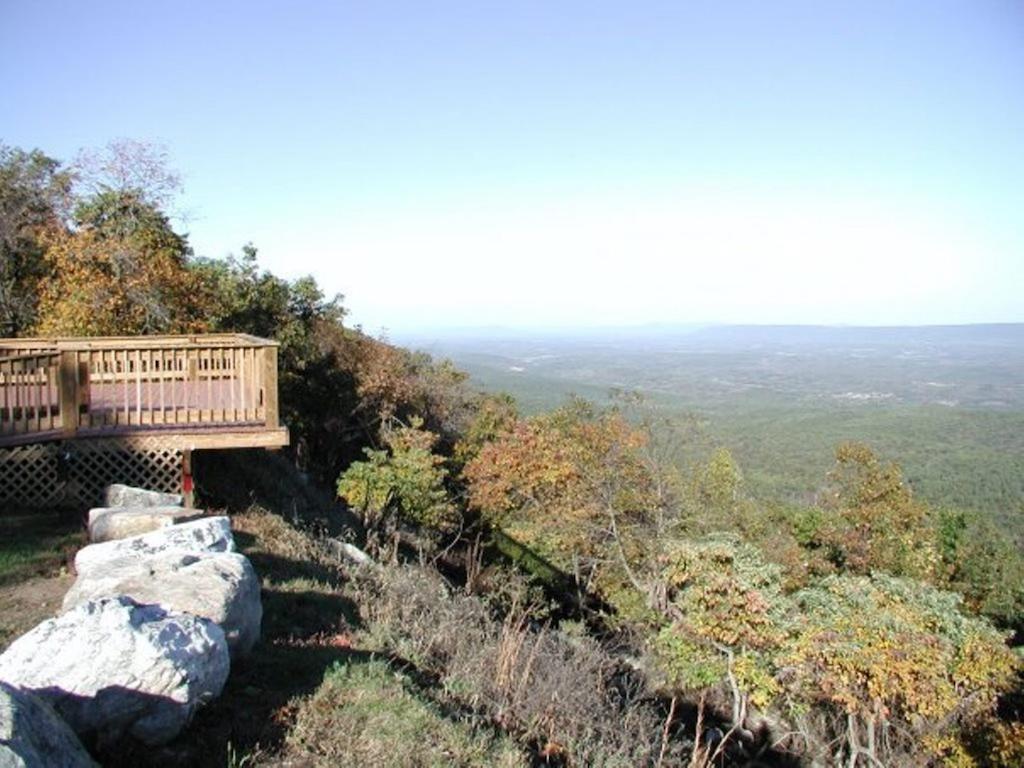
xmin=0 ymin=570 xmax=74 ymax=651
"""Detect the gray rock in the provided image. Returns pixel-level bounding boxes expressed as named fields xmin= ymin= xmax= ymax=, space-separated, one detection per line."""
xmin=75 ymin=516 xmax=235 ymax=575
xmin=0 ymin=597 xmax=229 ymax=746
xmin=87 ymin=507 xmax=205 ymax=543
xmin=63 ymin=551 xmax=262 ymax=658
xmin=0 ymin=681 xmax=96 ymax=767
xmin=325 ymin=538 xmax=374 ymax=566
xmin=103 ymin=484 xmax=183 ymax=509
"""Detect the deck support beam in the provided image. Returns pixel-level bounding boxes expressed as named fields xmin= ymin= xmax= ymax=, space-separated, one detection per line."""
xmin=182 ymin=449 xmax=194 ymax=508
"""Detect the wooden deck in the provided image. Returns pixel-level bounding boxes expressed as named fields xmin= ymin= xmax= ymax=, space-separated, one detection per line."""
xmin=0 ymin=334 xmax=288 ymax=450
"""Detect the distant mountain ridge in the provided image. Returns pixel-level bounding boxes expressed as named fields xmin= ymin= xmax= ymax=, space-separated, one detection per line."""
xmin=679 ymin=323 xmax=1024 ymax=348
xmin=397 ymin=322 xmax=1024 ymax=350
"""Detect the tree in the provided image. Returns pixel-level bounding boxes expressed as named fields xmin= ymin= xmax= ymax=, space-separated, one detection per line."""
xmin=72 ymin=138 xmax=182 ymax=215
xmin=937 ymin=507 xmax=1024 ymax=628
xmin=820 ymin=442 xmax=939 ymax=579
xmin=463 ymin=398 xmax=667 ymax=598
xmin=452 ymin=392 xmax=518 ymax=469
xmin=0 ymin=144 xmax=72 ymax=335
xmin=35 ymin=192 xmax=209 ymax=335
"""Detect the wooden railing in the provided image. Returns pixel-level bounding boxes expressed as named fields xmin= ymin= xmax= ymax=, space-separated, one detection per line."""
xmin=0 ymin=351 xmax=62 ymax=436
xmin=0 ymin=334 xmax=279 ymax=444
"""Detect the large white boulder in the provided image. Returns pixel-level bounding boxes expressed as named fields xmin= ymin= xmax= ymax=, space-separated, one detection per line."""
xmin=0 ymin=681 xmax=96 ymax=767
xmin=103 ymin=484 xmax=183 ymax=508
xmin=0 ymin=597 xmax=229 ymax=746
xmin=87 ymin=507 xmax=205 ymax=543
xmin=74 ymin=516 xmax=235 ymax=575
xmin=63 ymin=551 xmax=262 ymax=658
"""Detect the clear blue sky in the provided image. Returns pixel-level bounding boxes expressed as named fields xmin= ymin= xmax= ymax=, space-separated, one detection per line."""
xmin=3 ymin=1 xmax=1022 ymax=332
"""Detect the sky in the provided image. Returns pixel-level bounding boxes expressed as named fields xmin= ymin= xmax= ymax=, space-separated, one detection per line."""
xmin=2 ymin=1 xmax=1023 ymax=333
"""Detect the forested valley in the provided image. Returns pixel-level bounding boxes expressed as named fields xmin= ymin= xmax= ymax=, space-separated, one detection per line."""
xmin=3 ymin=141 xmax=1023 ymax=766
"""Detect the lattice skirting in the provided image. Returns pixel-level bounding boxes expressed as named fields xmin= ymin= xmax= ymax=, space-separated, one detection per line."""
xmin=0 ymin=437 xmax=182 ymax=509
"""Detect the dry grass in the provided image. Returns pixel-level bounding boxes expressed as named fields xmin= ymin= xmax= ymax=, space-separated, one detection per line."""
xmin=285 ymin=660 xmax=525 ymax=767
xmin=351 ymin=563 xmax=680 ymax=767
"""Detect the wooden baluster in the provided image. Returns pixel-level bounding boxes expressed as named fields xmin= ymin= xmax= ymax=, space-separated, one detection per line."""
xmin=205 ymin=348 xmax=212 ymax=422
xmin=94 ymin=351 xmax=102 ymax=427
xmin=178 ymin=349 xmax=185 ymax=424
xmin=229 ymin=347 xmax=237 ymax=421
xmin=26 ymin=360 xmax=33 ymax=432
xmin=109 ymin=350 xmax=116 ymax=427
xmin=33 ymin=361 xmax=41 ymax=432
xmin=148 ymin=350 xmax=153 ymax=428
xmin=187 ymin=348 xmax=197 ymax=423
xmin=135 ymin=348 xmax=142 ymax=426
xmin=172 ymin=350 xmax=179 ymax=425
xmin=250 ymin=347 xmax=257 ymax=421
xmin=212 ymin=348 xmax=219 ymax=422
xmin=249 ymin=347 xmax=255 ymax=421
xmin=10 ymin=365 xmax=16 ymax=433
xmin=254 ymin=347 xmax=263 ymax=418
xmin=96 ymin=350 xmax=105 ymax=428
xmin=36 ymin=359 xmax=43 ymax=432
xmin=239 ymin=347 xmax=246 ymax=421
xmin=158 ymin=348 xmax=165 ymax=424
xmin=18 ymin=365 xmax=26 ymax=434
xmin=48 ymin=358 xmax=57 ymax=430
xmin=122 ymin=348 xmax=129 ymax=427
xmin=1 ymin=361 xmax=8 ymax=434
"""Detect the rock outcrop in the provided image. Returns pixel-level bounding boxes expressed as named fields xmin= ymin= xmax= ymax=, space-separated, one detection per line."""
xmin=0 ymin=681 xmax=96 ymax=768
xmin=0 ymin=597 xmax=229 ymax=746
xmin=87 ymin=507 xmax=205 ymax=543
xmin=74 ymin=516 xmax=235 ymax=575
xmin=103 ymin=484 xmax=184 ymax=508
xmin=63 ymin=551 xmax=262 ymax=658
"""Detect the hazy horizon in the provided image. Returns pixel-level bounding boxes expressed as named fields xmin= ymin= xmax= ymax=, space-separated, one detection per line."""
xmin=391 ymin=319 xmax=1024 ymax=339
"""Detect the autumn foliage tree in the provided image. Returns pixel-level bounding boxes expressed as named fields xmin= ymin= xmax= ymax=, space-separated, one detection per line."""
xmin=36 ymin=191 xmax=211 ymax=335
xmin=464 ymin=399 xmax=672 ymax=599
xmin=818 ymin=441 xmax=939 ymax=579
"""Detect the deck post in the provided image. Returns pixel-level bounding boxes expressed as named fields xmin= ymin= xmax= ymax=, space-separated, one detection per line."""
xmin=58 ymin=350 xmax=79 ymax=437
xmin=263 ymin=345 xmax=279 ymax=428
xmin=182 ymin=448 xmax=194 ymax=508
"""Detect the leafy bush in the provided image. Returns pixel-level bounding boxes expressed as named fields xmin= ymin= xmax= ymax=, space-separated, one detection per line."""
xmin=652 ymin=535 xmax=789 ymax=724
xmin=783 ymin=574 xmax=1019 ymax=765
xmin=337 ymin=418 xmax=457 ymax=555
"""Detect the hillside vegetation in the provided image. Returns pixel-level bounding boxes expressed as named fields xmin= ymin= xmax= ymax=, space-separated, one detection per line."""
xmin=3 ymin=141 xmax=1023 ymax=766
xmin=405 ymin=327 xmax=1024 ymax=533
